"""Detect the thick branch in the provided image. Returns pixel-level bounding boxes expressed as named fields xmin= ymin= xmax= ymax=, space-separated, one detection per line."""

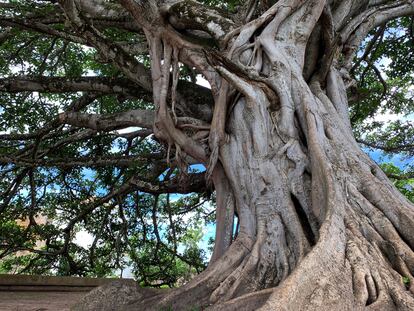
xmin=59 ymin=109 xmax=155 ymax=131
xmin=0 ymin=154 xmax=163 ymax=168
xmin=0 ymin=76 xmax=150 ymax=99
xmin=167 ymin=0 xmax=235 ymax=43
xmin=130 ymin=172 xmax=206 ymax=195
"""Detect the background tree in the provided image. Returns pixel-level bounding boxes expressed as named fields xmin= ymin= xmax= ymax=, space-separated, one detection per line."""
xmin=0 ymin=0 xmax=413 ymax=310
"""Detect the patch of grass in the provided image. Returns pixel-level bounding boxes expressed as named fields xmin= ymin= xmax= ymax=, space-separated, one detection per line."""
xmin=402 ymin=276 xmax=410 ymax=289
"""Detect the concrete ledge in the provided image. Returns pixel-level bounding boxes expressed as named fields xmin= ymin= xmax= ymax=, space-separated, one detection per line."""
xmin=0 ymin=274 xmax=135 ymax=291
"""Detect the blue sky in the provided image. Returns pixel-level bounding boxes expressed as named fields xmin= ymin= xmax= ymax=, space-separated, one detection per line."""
xmin=368 ymin=149 xmax=413 ymax=168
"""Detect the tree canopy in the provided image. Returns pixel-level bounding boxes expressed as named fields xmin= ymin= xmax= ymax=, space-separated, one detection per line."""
xmin=0 ymin=0 xmax=413 ymax=295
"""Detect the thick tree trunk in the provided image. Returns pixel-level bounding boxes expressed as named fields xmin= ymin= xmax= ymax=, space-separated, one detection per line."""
xmin=130 ymin=79 xmax=414 ymax=310
xmin=129 ymin=60 xmax=414 ymax=311
xmin=132 ymin=73 xmax=414 ymax=311
xmin=73 ymin=1 xmax=414 ymax=310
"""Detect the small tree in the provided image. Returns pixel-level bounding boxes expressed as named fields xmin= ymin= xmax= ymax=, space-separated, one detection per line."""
xmin=0 ymin=0 xmax=414 ymax=310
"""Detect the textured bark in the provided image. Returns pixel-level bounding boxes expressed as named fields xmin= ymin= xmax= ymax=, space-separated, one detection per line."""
xmin=71 ymin=0 xmax=414 ymax=310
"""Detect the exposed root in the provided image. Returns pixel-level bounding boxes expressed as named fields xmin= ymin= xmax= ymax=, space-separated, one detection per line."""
xmin=210 ymin=165 xmax=235 ymax=264
xmin=210 ymin=212 xmax=292 ymax=303
xmin=345 ymin=183 xmax=414 ymax=309
xmin=171 ymin=47 xmax=180 ymax=124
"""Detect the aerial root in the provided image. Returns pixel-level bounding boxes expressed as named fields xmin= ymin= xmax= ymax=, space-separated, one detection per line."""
xmin=206 ymin=143 xmax=219 ymax=183
xmin=209 ymin=253 xmax=251 ymax=303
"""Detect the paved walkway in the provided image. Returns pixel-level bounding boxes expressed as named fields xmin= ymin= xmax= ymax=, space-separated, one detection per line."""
xmin=0 ymin=291 xmax=84 ymax=311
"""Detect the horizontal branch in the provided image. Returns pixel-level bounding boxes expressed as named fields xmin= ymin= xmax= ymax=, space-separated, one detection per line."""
xmin=0 ymin=154 xmax=164 ymax=168
xmin=74 ymin=0 xmax=131 ymax=21
xmin=0 ymin=76 xmax=214 ymax=123
xmin=130 ymin=172 xmax=206 ymax=195
xmin=59 ymin=109 xmax=155 ymax=130
xmin=0 ymin=76 xmax=151 ymax=99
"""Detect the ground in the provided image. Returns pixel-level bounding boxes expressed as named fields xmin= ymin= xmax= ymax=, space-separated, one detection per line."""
xmin=0 ymin=291 xmax=83 ymax=311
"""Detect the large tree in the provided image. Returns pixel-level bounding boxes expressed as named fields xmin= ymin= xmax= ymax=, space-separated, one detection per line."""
xmin=1 ymin=0 xmax=414 ymax=310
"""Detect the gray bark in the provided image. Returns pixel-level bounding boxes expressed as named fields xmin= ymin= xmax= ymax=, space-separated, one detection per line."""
xmin=68 ymin=0 xmax=414 ymax=309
